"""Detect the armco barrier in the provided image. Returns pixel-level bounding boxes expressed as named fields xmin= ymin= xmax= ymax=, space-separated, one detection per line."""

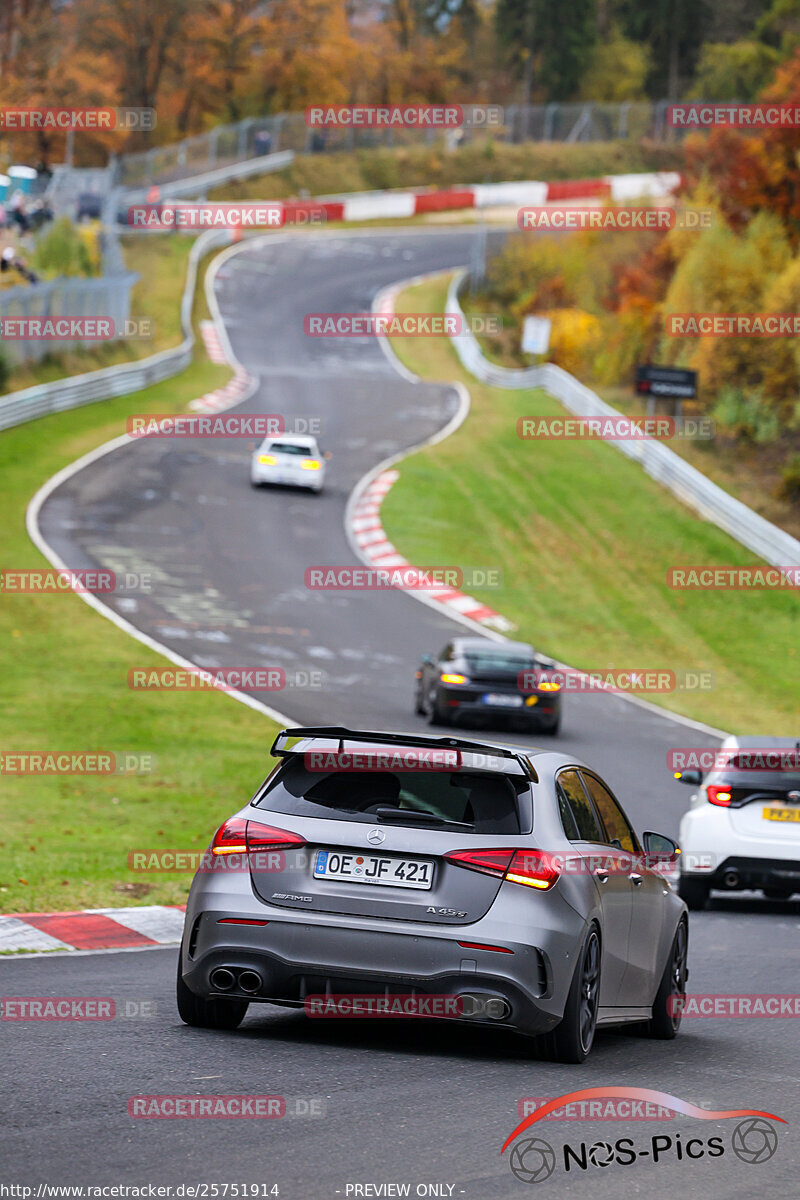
xmin=606 ymin=172 xmax=682 ymax=202
xmin=446 ymin=271 xmax=800 ymax=569
xmin=545 ymin=178 xmax=612 ymax=200
xmin=0 ymin=229 xmax=232 ymax=433
xmin=341 ymin=192 xmax=418 ymax=222
xmin=472 ymin=181 xmax=549 ymax=207
xmin=415 ymin=190 xmax=475 ymax=213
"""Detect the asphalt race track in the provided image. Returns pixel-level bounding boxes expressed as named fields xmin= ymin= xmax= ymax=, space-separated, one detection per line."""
xmin=6 ymin=229 xmax=798 ymax=1195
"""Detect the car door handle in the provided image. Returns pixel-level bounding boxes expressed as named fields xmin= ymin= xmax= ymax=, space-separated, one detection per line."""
xmin=630 ymin=873 xmax=643 ymax=886
xmin=593 ymin=868 xmax=609 ymax=883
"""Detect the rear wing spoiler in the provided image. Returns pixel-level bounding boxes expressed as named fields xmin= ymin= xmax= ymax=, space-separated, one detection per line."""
xmin=270 ymin=726 xmax=537 ymax=778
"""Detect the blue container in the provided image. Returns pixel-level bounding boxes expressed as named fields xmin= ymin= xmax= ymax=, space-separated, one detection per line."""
xmin=0 ymin=175 xmax=9 ymax=203
xmin=8 ymin=165 xmax=38 ymax=196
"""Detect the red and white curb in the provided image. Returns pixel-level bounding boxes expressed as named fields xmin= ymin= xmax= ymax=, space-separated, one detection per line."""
xmin=0 ymin=905 xmax=185 ymax=954
xmin=189 ymin=364 xmax=254 ymax=414
xmin=350 ymin=469 xmax=514 ymax=632
xmin=190 ymin=320 xmax=256 ymax=413
xmin=199 ymin=318 xmax=227 ymax=364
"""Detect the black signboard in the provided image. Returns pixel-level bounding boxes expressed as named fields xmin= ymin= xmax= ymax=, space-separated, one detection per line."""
xmin=635 ymin=365 xmax=698 ymax=399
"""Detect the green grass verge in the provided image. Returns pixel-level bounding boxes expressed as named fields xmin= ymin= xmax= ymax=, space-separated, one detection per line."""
xmin=0 ymin=243 xmax=280 ymax=914
xmin=382 ymin=275 xmax=800 ymax=735
xmin=210 ymin=140 xmax=683 ymax=202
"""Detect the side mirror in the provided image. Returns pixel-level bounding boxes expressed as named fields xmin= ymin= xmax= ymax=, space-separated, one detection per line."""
xmin=641 ymin=831 xmax=680 ymax=869
xmin=673 ymin=769 xmax=701 ymax=786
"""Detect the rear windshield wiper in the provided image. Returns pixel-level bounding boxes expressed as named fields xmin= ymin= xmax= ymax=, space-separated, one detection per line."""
xmin=372 ymin=805 xmax=473 ymax=831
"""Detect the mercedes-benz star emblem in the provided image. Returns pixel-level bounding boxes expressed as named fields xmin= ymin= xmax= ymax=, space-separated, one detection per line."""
xmin=367 ymin=828 xmax=385 ymax=845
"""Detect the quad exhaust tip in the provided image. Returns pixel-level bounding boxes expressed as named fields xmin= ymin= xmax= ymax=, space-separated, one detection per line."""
xmin=209 ymin=967 xmax=236 ymax=992
xmin=238 ymin=970 xmax=263 ymax=994
xmin=209 ymin=967 xmax=263 ymax=994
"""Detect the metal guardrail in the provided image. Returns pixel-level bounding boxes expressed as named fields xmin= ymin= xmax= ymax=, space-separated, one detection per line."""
xmin=115 ymin=101 xmax=682 ymax=191
xmin=446 ymin=271 xmax=800 ymax=568
xmin=0 ymin=271 xmax=138 ymax=364
xmin=0 ymin=228 xmax=232 ymax=431
xmin=120 ymin=150 xmax=295 ymax=204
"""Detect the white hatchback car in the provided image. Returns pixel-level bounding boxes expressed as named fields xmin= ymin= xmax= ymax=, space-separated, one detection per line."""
xmin=675 ymin=735 xmax=800 ymax=908
xmin=250 ymin=435 xmax=327 ymax=492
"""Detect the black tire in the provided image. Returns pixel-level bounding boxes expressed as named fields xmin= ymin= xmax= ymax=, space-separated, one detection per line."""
xmin=427 ymin=692 xmax=451 ymax=726
xmin=677 ymin=875 xmax=709 ymax=911
xmin=647 ymin=919 xmax=688 ymax=1039
xmin=538 ymin=713 xmax=561 ymax=736
xmin=176 ymin=955 xmax=249 ymax=1030
xmin=534 ymin=926 xmax=601 ymax=1063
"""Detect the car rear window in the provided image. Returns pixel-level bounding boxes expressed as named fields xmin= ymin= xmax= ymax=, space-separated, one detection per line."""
xmin=256 ymin=760 xmax=523 ymax=833
xmin=269 ymin=442 xmax=312 ymax=456
xmin=464 ymin=653 xmax=536 ymax=671
xmin=719 ymin=769 xmax=800 ymax=804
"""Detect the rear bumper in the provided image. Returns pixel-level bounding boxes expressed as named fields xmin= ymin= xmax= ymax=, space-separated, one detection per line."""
xmin=437 ymin=686 xmax=559 ymax=726
xmin=180 ymin=887 xmax=586 ymax=1035
xmin=684 ymin=855 xmax=800 ymax=893
xmin=251 ymin=465 xmax=323 ymax=489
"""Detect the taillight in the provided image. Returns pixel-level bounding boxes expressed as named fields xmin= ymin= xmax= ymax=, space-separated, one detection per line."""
xmin=506 ymin=850 xmax=560 ymax=889
xmin=211 ymin=818 xmax=305 ymax=856
xmin=445 ymin=848 xmax=514 ymax=877
xmin=257 ymin=454 xmax=277 ymax=465
xmin=444 ymin=847 xmax=560 ymax=890
xmin=441 ymin=672 xmax=468 ymax=685
xmin=300 ymin=458 xmax=322 ymax=470
xmin=707 ymin=786 xmax=732 ymax=807
xmin=211 ymin=818 xmax=248 ymax=855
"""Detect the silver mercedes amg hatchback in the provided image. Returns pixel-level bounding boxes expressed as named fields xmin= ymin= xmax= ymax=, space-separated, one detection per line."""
xmin=177 ymin=727 xmax=688 ymax=1062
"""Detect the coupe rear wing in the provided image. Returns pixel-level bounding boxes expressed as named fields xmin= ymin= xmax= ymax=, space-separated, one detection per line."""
xmin=270 ymin=726 xmax=537 ymax=778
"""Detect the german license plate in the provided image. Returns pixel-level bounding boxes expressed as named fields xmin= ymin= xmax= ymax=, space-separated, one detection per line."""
xmin=482 ymin=693 xmax=523 ymax=707
xmin=763 ymin=807 xmax=800 ymax=823
xmin=313 ymin=849 xmax=434 ymax=889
